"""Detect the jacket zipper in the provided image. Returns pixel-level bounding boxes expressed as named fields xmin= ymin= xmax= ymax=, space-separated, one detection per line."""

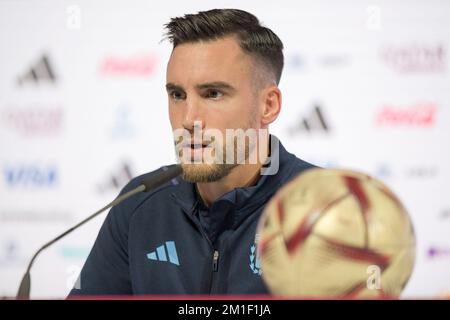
xmin=212 ymin=250 xmax=219 ymax=272
xmin=180 ymin=208 xmax=218 ymax=293
xmin=209 ymin=249 xmax=219 ymax=293
xmin=172 ymin=195 xmax=220 ymax=293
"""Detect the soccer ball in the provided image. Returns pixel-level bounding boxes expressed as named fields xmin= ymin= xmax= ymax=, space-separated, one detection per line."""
xmin=256 ymin=168 xmax=416 ymax=298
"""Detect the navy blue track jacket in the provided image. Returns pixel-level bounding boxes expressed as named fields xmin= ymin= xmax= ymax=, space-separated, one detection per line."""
xmin=68 ymin=138 xmax=315 ymax=296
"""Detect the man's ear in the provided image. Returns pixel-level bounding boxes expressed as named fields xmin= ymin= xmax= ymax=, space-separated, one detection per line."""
xmin=260 ymin=85 xmax=282 ymax=127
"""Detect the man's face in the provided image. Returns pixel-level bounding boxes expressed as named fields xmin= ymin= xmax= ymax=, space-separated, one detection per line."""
xmin=166 ymin=36 xmax=262 ymax=182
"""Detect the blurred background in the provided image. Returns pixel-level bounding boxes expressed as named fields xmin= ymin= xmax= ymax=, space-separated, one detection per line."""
xmin=0 ymin=0 xmax=449 ymax=298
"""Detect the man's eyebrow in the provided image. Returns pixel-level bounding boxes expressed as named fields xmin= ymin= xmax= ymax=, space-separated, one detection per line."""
xmin=196 ymin=82 xmax=236 ymax=91
xmin=165 ymin=81 xmax=236 ymax=93
xmin=165 ymin=83 xmax=184 ymax=92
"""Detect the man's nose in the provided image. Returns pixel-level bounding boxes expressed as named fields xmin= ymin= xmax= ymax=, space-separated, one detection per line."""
xmin=182 ymin=97 xmax=205 ymax=131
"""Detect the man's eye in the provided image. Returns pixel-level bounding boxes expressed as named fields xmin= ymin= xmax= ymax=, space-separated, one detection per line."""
xmin=205 ymin=90 xmax=223 ymax=99
xmin=170 ymin=91 xmax=185 ymax=100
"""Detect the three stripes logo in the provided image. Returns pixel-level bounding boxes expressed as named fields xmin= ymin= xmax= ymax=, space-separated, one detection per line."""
xmin=146 ymin=241 xmax=180 ymax=266
xmin=288 ymin=104 xmax=330 ymax=136
xmin=17 ymin=54 xmax=57 ymax=85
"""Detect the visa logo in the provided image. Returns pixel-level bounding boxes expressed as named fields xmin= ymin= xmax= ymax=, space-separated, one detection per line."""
xmin=3 ymin=165 xmax=58 ymax=187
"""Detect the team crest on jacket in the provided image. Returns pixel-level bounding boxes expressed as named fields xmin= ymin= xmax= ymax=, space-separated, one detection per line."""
xmin=249 ymin=233 xmax=262 ymax=275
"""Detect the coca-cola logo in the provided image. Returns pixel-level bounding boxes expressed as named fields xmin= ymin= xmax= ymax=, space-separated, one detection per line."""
xmin=375 ymin=102 xmax=437 ymax=127
xmin=99 ymin=53 xmax=158 ymax=76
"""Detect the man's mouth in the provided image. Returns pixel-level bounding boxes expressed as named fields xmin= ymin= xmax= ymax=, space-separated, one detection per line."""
xmin=175 ymin=135 xmax=216 ymax=150
xmin=189 ymin=143 xmax=210 ymax=149
xmin=179 ymin=142 xmax=214 ymax=162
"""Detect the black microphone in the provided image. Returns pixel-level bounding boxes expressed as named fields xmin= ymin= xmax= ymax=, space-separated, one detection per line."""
xmin=16 ymin=164 xmax=183 ymax=299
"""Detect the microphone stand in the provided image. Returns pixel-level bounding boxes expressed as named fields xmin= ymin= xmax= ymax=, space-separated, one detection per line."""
xmin=16 ymin=184 xmax=145 ymax=299
xmin=16 ymin=163 xmax=183 ymax=299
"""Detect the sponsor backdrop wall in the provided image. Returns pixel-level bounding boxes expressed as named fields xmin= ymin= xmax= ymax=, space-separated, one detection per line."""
xmin=1 ymin=0 xmax=449 ymax=298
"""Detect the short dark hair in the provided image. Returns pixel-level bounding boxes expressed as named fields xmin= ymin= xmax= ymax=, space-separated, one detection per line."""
xmin=164 ymin=9 xmax=284 ymax=85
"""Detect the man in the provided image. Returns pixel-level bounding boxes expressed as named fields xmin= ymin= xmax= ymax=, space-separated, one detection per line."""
xmin=69 ymin=8 xmax=315 ymax=296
